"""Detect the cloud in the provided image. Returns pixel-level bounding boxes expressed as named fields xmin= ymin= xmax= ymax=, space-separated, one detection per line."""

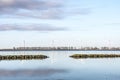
xmin=0 ymin=0 xmax=91 ymax=19
xmin=65 ymin=7 xmax=91 ymax=17
xmin=0 ymin=0 xmax=62 ymax=11
xmin=16 ymin=8 xmax=63 ymax=19
xmin=0 ymin=24 xmax=67 ymax=31
xmin=0 ymin=0 xmax=64 ymax=19
xmin=73 ymin=8 xmax=91 ymax=15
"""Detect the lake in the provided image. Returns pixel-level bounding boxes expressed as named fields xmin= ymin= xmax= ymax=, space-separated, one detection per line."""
xmin=0 ymin=51 xmax=120 ymax=80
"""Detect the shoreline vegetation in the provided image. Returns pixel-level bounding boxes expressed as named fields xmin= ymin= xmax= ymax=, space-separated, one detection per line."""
xmin=70 ymin=54 xmax=120 ymax=59
xmin=1 ymin=47 xmax=120 ymax=51
xmin=0 ymin=55 xmax=48 ymax=60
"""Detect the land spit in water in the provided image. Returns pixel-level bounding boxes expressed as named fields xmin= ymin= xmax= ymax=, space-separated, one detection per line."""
xmin=0 ymin=55 xmax=48 ymax=60
xmin=70 ymin=54 xmax=120 ymax=59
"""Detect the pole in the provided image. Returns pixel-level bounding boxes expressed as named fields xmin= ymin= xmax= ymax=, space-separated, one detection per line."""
xmin=24 ymin=40 xmax=25 ymax=50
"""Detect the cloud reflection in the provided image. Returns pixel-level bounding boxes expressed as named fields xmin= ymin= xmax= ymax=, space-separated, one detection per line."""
xmin=0 ymin=68 xmax=68 ymax=77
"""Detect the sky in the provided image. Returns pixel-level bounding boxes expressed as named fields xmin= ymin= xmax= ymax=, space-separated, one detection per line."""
xmin=0 ymin=0 xmax=120 ymax=48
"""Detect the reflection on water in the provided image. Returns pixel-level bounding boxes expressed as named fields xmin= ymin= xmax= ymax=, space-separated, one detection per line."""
xmin=0 ymin=51 xmax=120 ymax=80
xmin=0 ymin=68 xmax=67 ymax=77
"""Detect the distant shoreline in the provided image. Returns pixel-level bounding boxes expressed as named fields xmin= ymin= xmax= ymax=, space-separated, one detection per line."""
xmin=1 ymin=46 xmax=120 ymax=51
xmin=0 ymin=50 xmax=120 ymax=51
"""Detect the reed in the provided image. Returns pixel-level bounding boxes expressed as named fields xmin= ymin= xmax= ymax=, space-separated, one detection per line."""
xmin=70 ymin=54 xmax=120 ymax=59
xmin=0 ymin=55 xmax=48 ymax=60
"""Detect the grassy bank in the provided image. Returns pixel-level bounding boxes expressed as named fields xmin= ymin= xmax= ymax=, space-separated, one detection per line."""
xmin=70 ymin=54 xmax=120 ymax=59
xmin=0 ymin=55 xmax=48 ymax=60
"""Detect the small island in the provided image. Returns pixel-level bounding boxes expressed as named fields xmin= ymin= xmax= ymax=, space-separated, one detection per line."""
xmin=70 ymin=54 xmax=120 ymax=59
xmin=0 ymin=55 xmax=48 ymax=60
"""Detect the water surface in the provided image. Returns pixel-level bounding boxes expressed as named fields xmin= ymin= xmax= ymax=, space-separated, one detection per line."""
xmin=0 ymin=51 xmax=120 ymax=80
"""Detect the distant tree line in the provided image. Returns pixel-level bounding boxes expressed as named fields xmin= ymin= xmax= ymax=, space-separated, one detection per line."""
xmin=0 ymin=46 xmax=120 ymax=51
xmin=12 ymin=47 xmax=120 ymax=51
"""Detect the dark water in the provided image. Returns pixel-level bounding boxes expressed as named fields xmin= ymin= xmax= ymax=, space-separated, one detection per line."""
xmin=0 ymin=51 xmax=120 ymax=80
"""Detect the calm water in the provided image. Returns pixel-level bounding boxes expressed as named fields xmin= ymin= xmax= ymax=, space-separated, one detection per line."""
xmin=0 ymin=51 xmax=120 ymax=80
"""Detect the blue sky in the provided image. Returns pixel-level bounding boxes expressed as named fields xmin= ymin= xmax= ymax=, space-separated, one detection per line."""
xmin=0 ymin=0 xmax=120 ymax=48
